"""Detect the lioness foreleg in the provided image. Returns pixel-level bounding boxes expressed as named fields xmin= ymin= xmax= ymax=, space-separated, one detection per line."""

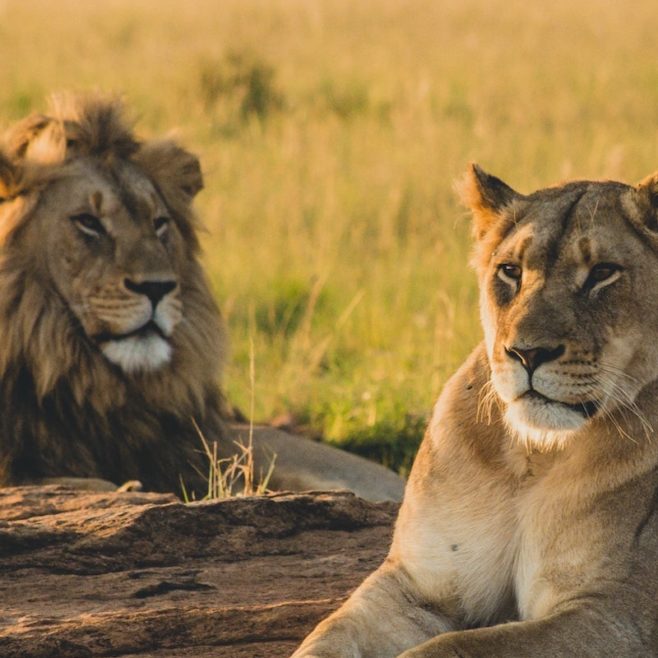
xmin=292 ymin=561 xmax=454 ymax=658
xmin=397 ymin=605 xmax=644 ymax=658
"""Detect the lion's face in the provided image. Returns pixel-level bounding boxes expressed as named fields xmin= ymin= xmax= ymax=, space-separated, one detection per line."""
xmin=0 ymin=98 xmax=212 ymax=382
xmin=0 ymin=97 xmax=227 ymax=489
xmin=31 ymin=158 xmax=185 ymax=373
xmin=463 ymin=166 xmax=658 ymax=446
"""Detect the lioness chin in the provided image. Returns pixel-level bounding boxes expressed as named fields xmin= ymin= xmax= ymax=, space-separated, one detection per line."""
xmin=292 ymin=165 xmax=658 ymax=657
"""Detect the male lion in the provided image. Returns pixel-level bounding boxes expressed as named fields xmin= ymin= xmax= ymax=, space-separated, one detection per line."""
xmin=0 ymin=95 xmax=403 ymax=501
xmin=293 ymin=166 xmax=658 ymax=656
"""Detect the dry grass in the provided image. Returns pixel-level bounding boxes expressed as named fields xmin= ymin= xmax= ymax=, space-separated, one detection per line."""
xmin=2 ymin=0 xmax=658 ymax=471
xmin=181 ymin=338 xmax=276 ymax=501
xmin=179 ymin=419 xmax=276 ymax=502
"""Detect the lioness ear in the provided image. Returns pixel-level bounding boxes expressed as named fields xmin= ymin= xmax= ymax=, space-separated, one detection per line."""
xmin=134 ymin=140 xmax=203 ymax=206
xmin=458 ymin=163 xmax=520 ymax=239
xmin=636 ymin=172 xmax=658 ymax=230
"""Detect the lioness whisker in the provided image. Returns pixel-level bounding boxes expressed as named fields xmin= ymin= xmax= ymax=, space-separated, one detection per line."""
xmin=595 ymin=375 xmax=653 ymax=441
xmin=476 ymin=380 xmax=499 ymax=425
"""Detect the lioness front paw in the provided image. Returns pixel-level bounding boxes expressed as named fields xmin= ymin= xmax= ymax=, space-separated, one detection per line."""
xmin=398 ymin=640 xmax=464 ymax=658
xmin=291 ymin=643 xmax=352 ymax=658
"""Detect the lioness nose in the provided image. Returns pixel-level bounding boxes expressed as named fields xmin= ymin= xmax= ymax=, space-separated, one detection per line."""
xmin=505 ymin=345 xmax=565 ymax=373
xmin=124 ymin=278 xmax=177 ymax=307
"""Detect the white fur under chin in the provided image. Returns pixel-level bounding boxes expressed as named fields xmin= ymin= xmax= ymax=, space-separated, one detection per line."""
xmin=505 ymin=398 xmax=585 ymax=450
xmin=101 ymin=335 xmax=172 ymax=373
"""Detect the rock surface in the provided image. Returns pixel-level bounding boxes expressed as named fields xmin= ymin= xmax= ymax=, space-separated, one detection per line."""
xmin=0 ymin=486 xmax=397 ymax=658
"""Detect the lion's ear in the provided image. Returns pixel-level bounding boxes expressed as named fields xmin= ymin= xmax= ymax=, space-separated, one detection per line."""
xmin=457 ymin=163 xmax=520 ymax=239
xmin=135 ymin=140 xmax=203 ymax=206
xmin=4 ymin=114 xmax=66 ymax=166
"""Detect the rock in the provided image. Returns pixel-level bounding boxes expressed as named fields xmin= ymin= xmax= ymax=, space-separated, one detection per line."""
xmin=0 ymin=486 xmax=397 ymax=657
xmin=229 ymin=424 xmax=406 ymax=503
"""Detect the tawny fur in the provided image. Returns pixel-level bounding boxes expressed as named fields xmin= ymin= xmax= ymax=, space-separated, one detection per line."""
xmin=293 ymin=167 xmax=658 ymax=657
xmin=0 ymin=95 xmax=228 ymax=494
xmin=0 ymin=95 xmax=407 ymax=503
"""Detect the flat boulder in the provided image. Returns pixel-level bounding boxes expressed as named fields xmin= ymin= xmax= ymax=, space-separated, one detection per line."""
xmin=0 ymin=486 xmax=397 ymax=658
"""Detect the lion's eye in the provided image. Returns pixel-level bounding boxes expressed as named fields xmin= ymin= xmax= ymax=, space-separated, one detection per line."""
xmin=154 ymin=216 xmax=170 ymax=238
xmin=70 ymin=213 xmax=105 ymax=237
xmin=497 ymin=263 xmax=522 ymax=284
xmin=584 ymin=263 xmax=622 ymax=290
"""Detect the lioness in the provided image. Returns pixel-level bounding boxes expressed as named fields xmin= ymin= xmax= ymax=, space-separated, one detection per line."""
xmin=293 ymin=165 xmax=658 ymax=657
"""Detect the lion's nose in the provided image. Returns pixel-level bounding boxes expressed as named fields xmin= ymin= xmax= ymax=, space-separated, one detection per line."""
xmin=505 ymin=344 xmax=565 ymax=373
xmin=124 ymin=278 xmax=177 ymax=307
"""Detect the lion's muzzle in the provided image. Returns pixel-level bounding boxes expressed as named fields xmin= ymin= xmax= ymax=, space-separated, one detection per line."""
xmin=90 ymin=275 xmax=182 ymax=374
xmin=123 ymin=277 xmax=177 ymax=308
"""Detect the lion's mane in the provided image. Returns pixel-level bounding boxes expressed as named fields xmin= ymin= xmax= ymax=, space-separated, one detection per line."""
xmin=0 ymin=95 xmax=228 ymax=494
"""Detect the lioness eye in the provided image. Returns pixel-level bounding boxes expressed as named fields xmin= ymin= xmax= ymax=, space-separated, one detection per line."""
xmin=154 ymin=216 xmax=170 ymax=238
xmin=497 ymin=263 xmax=522 ymax=282
xmin=70 ymin=213 xmax=105 ymax=237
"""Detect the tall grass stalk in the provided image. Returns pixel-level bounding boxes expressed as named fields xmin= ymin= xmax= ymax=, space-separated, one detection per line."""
xmin=180 ymin=340 xmax=275 ymax=502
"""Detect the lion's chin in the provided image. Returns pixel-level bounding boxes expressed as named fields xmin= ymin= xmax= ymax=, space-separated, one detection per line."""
xmin=101 ymin=334 xmax=172 ymax=374
xmin=504 ymin=393 xmax=592 ymax=449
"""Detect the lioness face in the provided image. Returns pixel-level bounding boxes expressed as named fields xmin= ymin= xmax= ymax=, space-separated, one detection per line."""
xmin=30 ymin=158 xmax=185 ymax=374
xmin=468 ymin=168 xmax=658 ymax=446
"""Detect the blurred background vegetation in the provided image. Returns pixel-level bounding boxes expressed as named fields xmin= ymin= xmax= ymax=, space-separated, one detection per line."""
xmin=2 ymin=0 xmax=658 ymax=474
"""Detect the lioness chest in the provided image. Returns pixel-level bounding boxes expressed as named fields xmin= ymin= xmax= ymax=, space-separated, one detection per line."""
xmin=392 ymin=345 xmax=650 ymax=629
xmin=396 ymin=440 xmax=632 ymax=628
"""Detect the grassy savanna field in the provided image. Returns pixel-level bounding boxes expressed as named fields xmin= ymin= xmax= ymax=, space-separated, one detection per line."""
xmin=2 ymin=0 xmax=658 ymax=474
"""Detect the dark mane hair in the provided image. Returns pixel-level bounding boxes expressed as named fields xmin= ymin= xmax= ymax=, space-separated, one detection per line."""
xmin=0 ymin=95 xmax=228 ymax=494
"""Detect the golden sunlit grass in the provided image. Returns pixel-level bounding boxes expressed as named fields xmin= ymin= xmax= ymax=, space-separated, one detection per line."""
xmin=2 ymin=0 xmax=658 ymax=471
